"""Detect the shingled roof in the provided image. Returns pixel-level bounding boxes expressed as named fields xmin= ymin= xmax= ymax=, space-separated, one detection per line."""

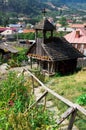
xmin=34 ymin=18 xmax=56 ymax=31
xmin=41 ymin=37 xmax=84 ymax=61
xmin=27 ymin=37 xmax=84 ymax=61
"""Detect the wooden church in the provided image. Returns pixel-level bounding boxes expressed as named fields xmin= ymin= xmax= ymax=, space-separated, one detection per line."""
xmin=27 ymin=17 xmax=83 ymax=75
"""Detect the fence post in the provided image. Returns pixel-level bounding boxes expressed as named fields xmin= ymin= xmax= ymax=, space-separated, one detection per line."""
xmin=31 ymin=76 xmax=34 ymax=94
xmin=43 ymin=93 xmax=47 ymax=111
xmin=68 ymin=109 xmax=77 ymax=130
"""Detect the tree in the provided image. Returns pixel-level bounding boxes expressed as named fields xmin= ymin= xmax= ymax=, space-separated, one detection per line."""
xmin=59 ymin=16 xmax=68 ymax=27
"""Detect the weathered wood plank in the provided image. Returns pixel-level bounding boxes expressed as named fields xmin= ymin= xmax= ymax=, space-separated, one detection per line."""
xmin=68 ymin=109 xmax=77 ymax=130
xmin=75 ymin=104 xmax=86 ymax=116
xmin=24 ymin=69 xmax=86 ymax=116
xmin=24 ymin=91 xmax=48 ymax=114
xmin=31 ymin=76 xmax=34 ymax=94
xmin=57 ymin=107 xmax=75 ymax=125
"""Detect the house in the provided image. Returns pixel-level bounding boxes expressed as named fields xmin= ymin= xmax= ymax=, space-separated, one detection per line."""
xmin=69 ymin=24 xmax=85 ymax=30
xmin=0 ymin=27 xmax=7 ymax=33
xmin=1 ymin=29 xmax=15 ymax=36
xmin=0 ymin=27 xmax=16 ymax=33
xmin=1 ymin=29 xmax=16 ymax=41
xmin=8 ymin=24 xmax=22 ymax=32
xmin=64 ymin=28 xmax=86 ymax=56
xmin=27 ymin=17 xmax=83 ymax=75
xmin=56 ymin=23 xmax=74 ymax=32
xmin=57 ymin=27 xmax=74 ymax=32
xmin=0 ymin=43 xmax=18 ymax=61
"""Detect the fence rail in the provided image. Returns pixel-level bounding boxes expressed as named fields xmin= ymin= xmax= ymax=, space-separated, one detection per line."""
xmin=22 ymin=68 xmax=86 ymax=130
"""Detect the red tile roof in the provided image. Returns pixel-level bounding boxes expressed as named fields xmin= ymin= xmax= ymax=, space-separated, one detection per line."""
xmin=0 ymin=27 xmax=16 ymax=32
xmin=64 ymin=28 xmax=86 ymax=44
xmin=23 ymin=29 xmax=35 ymax=33
xmin=69 ymin=24 xmax=85 ymax=28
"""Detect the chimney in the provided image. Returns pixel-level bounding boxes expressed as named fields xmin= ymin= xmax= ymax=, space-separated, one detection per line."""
xmin=84 ymin=25 xmax=86 ymax=30
xmin=75 ymin=30 xmax=80 ymax=38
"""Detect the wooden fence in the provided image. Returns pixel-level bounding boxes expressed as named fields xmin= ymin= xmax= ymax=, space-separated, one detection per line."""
xmin=22 ymin=68 xmax=86 ymax=130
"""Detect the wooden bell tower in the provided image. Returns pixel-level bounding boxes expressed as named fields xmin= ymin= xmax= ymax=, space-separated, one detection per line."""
xmin=34 ymin=8 xmax=56 ymax=44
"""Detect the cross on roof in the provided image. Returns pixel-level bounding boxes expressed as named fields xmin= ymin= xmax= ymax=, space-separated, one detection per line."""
xmin=42 ymin=8 xmax=47 ymax=17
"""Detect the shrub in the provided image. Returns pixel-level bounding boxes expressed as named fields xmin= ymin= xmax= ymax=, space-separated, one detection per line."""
xmin=8 ymin=49 xmax=28 ymax=67
xmin=76 ymin=94 xmax=86 ymax=105
xmin=0 ymin=71 xmax=58 ymax=129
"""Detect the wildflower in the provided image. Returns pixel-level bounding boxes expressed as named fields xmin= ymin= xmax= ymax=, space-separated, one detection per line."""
xmin=8 ymin=100 xmax=14 ymax=106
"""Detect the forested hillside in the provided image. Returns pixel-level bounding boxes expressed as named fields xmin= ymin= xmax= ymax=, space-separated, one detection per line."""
xmin=0 ymin=0 xmax=86 ymax=15
xmin=0 ymin=0 xmax=86 ymax=26
xmin=1 ymin=0 xmax=85 ymax=17
xmin=6 ymin=0 xmax=45 ymax=15
xmin=41 ymin=0 xmax=86 ymax=3
xmin=0 ymin=0 xmax=52 ymax=16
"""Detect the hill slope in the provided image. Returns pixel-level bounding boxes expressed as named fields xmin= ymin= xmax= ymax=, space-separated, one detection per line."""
xmin=2 ymin=0 xmax=86 ymax=16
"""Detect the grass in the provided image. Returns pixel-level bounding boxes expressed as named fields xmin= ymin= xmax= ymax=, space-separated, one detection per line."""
xmin=46 ymin=69 xmax=86 ymax=130
xmin=0 ymin=67 xmax=85 ymax=129
xmin=48 ymin=70 xmax=86 ymax=103
xmin=14 ymin=46 xmax=26 ymax=51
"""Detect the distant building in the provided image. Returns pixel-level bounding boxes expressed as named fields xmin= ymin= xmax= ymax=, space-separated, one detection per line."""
xmin=0 ymin=28 xmax=16 ymax=41
xmin=64 ymin=28 xmax=86 ymax=56
xmin=1 ymin=29 xmax=15 ymax=36
xmin=57 ymin=27 xmax=74 ymax=32
xmin=23 ymin=29 xmax=35 ymax=33
xmin=0 ymin=27 xmax=7 ymax=33
xmin=69 ymin=24 xmax=85 ymax=30
xmin=9 ymin=23 xmax=25 ymax=32
xmin=0 ymin=43 xmax=18 ymax=61
xmin=0 ymin=27 xmax=16 ymax=33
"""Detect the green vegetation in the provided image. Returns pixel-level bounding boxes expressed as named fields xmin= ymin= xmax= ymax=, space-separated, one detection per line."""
xmin=0 ymin=71 xmax=58 ymax=130
xmin=76 ymin=94 xmax=86 ymax=105
xmin=8 ymin=49 xmax=28 ymax=67
xmin=16 ymin=32 xmax=35 ymax=40
xmin=59 ymin=16 xmax=68 ymax=27
xmin=47 ymin=70 xmax=86 ymax=130
xmin=0 ymin=0 xmax=86 ymax=26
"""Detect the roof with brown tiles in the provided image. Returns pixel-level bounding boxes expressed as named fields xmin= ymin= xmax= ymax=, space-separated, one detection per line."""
xmin=23 ymin=29 xmax=35 ymax=33
xmin=69 ymin=24 xmax=85 ymax=28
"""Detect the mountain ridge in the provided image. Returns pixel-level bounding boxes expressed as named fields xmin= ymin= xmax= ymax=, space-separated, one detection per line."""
xmin=0 ymin=0 xmax=86 ymax=18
